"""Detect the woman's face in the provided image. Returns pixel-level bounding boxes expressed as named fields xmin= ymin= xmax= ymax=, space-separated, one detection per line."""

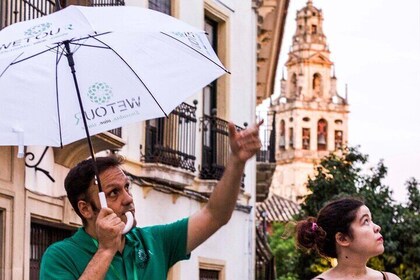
xmin=348 ymin=205 xmax=384 ymax=257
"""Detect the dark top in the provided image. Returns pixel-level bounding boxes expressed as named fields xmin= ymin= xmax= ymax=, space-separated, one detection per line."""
xmin=315 ymin=271 xmax=388 ymax=280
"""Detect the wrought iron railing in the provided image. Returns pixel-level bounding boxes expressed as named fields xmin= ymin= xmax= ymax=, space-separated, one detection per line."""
xmin=0 ymin=0 xmax=125 ymax=30
xmin=0 ymin=0 xmax=55 ymax=29
xmin=256 ymin=110 xmax=276 ymax=163
xmin=108 ymin=127 xmax=122 ymax=138
xmin=144 ymin=101 xmax=197 ymax=172
xmin=200 ymin=114 xmax=245 ymax=187
xmin=148 ymin=0 xmax=171 ymax=14
xmin=90 ymin=0 xmax=125 ymax=6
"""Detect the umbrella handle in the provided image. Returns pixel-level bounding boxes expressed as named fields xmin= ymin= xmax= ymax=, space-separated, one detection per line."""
xmin=99 ymin=192 xmax=134 ymax=234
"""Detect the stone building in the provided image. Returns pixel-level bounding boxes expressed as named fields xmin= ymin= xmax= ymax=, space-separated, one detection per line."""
xmin=269 ymin=0 xmax=349 ymax=202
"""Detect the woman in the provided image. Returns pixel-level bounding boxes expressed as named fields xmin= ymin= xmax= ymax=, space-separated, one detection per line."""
xmin=296 ymin=197 xmax=400 ymax=280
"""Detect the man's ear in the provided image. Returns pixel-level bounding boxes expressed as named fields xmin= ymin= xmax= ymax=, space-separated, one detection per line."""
xmin=335 ymin=232 xmax=351 ymax=247
xmin=78 ymin=200 xmax=94 ymax=220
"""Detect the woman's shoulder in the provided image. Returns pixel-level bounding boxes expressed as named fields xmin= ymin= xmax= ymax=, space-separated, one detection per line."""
xmin=311 ymin=273 xmax=327 ymax=280
xmin=383 ymin=271 xmax=401 ymax=280
xmin=367 ymin=267 xmax=401 ymax=280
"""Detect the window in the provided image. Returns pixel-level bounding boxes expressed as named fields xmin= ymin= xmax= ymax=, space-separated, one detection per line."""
xmin=317 ymin=119 xmax=327 ymax=151
xmin=335 ymin=130 xmax=343 ymax=150
xmin=290 ymin=73 xmax=297 ymax=97
xmin=148 ymin=0 xmax=171 ymax=15
xmin=201 ymin=17 xmax=220 ymax=179
xmin=199 ymin=257 xmax=225 ymax=280
xmin=312 ymin=73 xmax=322 ymax=97
xmin=203 ymin=17 xmax=218 ymax=117
xmin=302 ymin=128 xmax=310 ymax=150
xmin=311 ymin=24 xmax=317 ymax=34
xmin=200 ymin=269 xmax=220 ymax=280
xmin=288 ymin=127 xmax=294 ymax=149
xmin=279 ymin=120 xmax=285 ymax=150
xmin=30 ymin=222 xmax=75 ymax=280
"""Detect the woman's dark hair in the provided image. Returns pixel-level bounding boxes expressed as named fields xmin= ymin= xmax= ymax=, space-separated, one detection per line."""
xmin=64 ymin=157 xmax=122 ymax=224
xmin=295 ymin=197 xmax=365 ymax=258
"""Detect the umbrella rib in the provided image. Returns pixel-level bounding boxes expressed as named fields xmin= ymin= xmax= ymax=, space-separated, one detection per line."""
xmin=0 ymin=52 xmax=24 ymax=78
xmin=87 ymin=36 xmax=169 ymax=118
xmin=160 ymin=32 xmax=231 ymax=74
xmin=6 ymin=33 xmax=110 ymax=66
xmin=9 ymin=45 xmax=60 ymax=65
xmin=70 ymin=42 xmax=109 ymax=49
xmin=55 ymin=46 xmax=65 ymax=148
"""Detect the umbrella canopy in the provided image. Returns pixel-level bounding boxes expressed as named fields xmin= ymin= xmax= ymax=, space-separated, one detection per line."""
xmin=0 ymin=5 xmax=228 ymax=149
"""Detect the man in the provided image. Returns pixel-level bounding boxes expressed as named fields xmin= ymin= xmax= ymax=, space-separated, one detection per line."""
xmin=40 ymin=121 xmax=262 ymax=279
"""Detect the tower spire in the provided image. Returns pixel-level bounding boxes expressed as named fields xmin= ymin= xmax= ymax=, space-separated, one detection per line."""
xmin=270 ymin=0 xmax=349 ymax=202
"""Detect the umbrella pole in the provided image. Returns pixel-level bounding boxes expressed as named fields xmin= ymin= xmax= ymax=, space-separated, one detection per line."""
xmin=63 ymin=41 xmax=103 ymax=194
xmin=63 ymin=41 xmax=134 ymax=233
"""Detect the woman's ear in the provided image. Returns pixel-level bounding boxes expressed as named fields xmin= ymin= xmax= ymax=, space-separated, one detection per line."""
xmin=78 ymin=200 xmax=93 ymax=220
xmin=335 ymin=232 xmax=351 ymax=247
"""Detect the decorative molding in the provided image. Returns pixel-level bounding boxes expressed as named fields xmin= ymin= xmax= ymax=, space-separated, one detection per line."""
xmin=53 ymin=132 xmax=125 ymax=168
xmin=255 ymin=0 xmax=290 ymax=104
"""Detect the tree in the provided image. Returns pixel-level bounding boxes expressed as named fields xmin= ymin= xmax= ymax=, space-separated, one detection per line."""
xmin=268 ymin=222 xmax=299 ymax=280
xmin=393 ymin=178 xmax=420 ymax=279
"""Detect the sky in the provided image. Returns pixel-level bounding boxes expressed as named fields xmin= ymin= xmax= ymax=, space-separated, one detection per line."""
xmin=267 ymin=0 xmax=420 ymax=203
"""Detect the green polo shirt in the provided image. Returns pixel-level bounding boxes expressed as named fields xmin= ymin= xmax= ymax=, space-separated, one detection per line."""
xmin=40 ymin=218 xmax=190 ymax=280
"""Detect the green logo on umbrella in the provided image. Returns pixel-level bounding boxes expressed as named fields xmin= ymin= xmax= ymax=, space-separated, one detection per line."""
xmin=87 ymin=82 xmax=113 ymax=104
xmin=24 ymin=23 xmax=52 ymax=36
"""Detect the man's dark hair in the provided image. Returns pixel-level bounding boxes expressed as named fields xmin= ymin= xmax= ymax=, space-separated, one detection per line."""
xmin=64 ymin=157 xmax=122 ymax=224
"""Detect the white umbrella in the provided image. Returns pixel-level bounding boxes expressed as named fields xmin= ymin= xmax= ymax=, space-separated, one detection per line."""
xmin=0 ymin=5 xmax=228 ymax=232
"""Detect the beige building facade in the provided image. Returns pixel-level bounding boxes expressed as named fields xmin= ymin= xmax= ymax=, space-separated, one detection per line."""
xmin=0 ymin=0 xmax=290 ymax=279
xmin=270 ymin=0 xmax=349 ymax=202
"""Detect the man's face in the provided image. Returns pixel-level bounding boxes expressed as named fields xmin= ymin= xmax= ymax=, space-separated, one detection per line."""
xmin=85 ymin=166 xmax=136 ymax=226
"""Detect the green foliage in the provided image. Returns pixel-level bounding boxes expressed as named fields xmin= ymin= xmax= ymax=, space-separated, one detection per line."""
xmin=269 ymin=146 xmax=420 ymax=279
xmin=268 ymin=223 xmax=299 ymax=280
xmin=392 ymin=178 xmax=420 ymax=280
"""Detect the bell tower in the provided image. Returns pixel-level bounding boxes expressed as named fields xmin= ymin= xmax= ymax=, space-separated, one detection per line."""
xmin=269 ymin=0 xmax=349 ymax=201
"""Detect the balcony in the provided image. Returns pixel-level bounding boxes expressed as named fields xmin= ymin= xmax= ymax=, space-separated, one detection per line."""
xmin=256 ymin=110 xmax=276 ymax=201
xmin=0 ymin=0 xmax=56 ymax=29
xmin=0 ymin=0 xmax=124 ymax=30
xmin=199 ymin=114 xmax=245 ymax=188
xmin=90 ymin=0 xmax=125 ymax=6
xmin=144 ymin=102 xmax=197 ymax=173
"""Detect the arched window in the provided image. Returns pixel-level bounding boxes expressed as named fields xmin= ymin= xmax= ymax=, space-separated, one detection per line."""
xmin=335 ymin=130 xmax=343 ymax=150
xmin=317 ymin=119 xmax=327 ymax=150
xmin=290 ymin=73 xmax=297 ymax=97
xmin=279 ymin=120 xmax=285 ymax=150
xmin=312 ymin=73 xmax=322 ymax=97
xmin=288 ymin=127 xmax=294 ymax=149
xmin=302 ymin=128 xmax=310 ymax=150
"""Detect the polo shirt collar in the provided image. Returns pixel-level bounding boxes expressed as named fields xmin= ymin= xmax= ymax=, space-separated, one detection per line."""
xmin=71 ymin=227 xmax=149 ymax=268
xmin=71 ymin=228 xmax=98 ymax=254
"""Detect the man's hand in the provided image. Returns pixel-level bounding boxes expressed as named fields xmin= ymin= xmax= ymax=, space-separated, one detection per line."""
xmin=187 ymin=120 xmax=263 ymax=253
xmin=228 ymin=120 xmax=263 ymax=163
xmin=95 ymin=208 xmax=125 ymax=254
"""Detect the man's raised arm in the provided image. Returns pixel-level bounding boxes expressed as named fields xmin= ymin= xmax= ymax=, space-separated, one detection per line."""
xmin=187 ymin=120 xmax=263 ymax=253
